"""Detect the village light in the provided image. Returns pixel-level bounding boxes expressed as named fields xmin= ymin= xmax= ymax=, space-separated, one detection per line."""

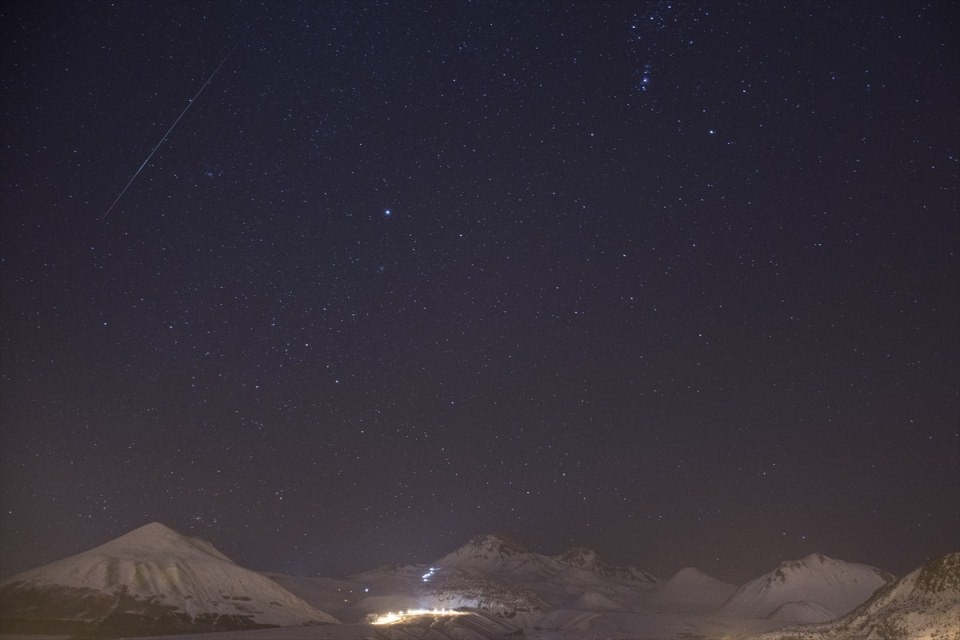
xmin=370 ymin=608 xmax=468 ymax=625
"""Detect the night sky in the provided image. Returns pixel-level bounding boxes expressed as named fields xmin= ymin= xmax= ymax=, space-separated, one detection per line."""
xmin=1 ymin=1 xmax=958 ymax=584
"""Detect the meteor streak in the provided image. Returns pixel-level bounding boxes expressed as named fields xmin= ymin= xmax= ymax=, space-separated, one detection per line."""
xmin=100 ymin=44 xmax=238 ymax=220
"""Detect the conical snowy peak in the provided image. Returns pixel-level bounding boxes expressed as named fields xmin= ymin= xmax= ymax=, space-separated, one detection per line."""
xmin=666 ymin=567 xmax=725 ymax=585
xmin=104 ymin=521 xmax=196 ymax=548
xmin=81 ymin=521 xmax=233 ymax=563
xmin=119 ymin=520 xmax=182 ymax=539
xmin=652 ymin=567 xmax=737 ymax=612
xmin=0 ymin=522 xmax=337 ymax=636
xmin=720 ymin=553 xmax=892 ymax=622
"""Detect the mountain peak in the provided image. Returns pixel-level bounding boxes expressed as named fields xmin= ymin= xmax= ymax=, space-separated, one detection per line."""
xmin=773 ymin=552 xmax=832 ymax=578
xmin=653 ymin=568 xmax=737 ymax=613
xmin=556 ymin=546 xmax=602 ymax=568
xmin=88 ymin=521 xmax=232 ymax=564
xmin=136 ymin=521 xmax=174 ymax=532
xmin=554 ymin=547 xmax=657 ymax=583
xmin=460 ymin=533 xmax=527 ymax=557
xmin=116 ymin=521 xmax=180 ymax=543
xmin=767 ymin=553 xmax=892 ymax=586
xmin=435 ymin=533 xmax=545 ymax=574
xmin=667 ymin=567 xmax=723 ymax=584
xmin=802 ymin=552 xmax=828 ymax=564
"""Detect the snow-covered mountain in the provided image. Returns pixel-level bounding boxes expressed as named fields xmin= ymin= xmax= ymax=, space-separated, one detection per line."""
xmin=719 ymin=553 xmax=893 ymax=622
xmin=11 ymin=525 xmax=945 ymax=640
xmin=434 ymin=533 xmax=545 ymax=575
xmin=271 ymin=535 xmax=662 ymax=625
xmin=423 ymin=534 xmax=660 ymax=614
xmin=651 ymin=567 xmax=737 ymax=613
xmin=747 ymin=552 xmax=960 ymax=639
xmin=0 ymin=522 xmax=337 ymax=636
xmin=554 ymin=546 xmax=659 ymax=583
xmin=435 ymin=534 xmax=657 ymax=584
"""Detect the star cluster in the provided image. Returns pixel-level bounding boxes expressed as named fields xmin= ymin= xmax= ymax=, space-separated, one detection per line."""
xmin=1 ymin=1 xmax=958 ymax=583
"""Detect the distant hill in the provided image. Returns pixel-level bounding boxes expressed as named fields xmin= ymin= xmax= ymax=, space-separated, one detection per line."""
xmin=652 ymin=567 xmax=738 ymax=613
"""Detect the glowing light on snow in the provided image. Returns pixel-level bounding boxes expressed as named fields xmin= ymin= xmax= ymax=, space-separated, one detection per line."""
xmin=421 ymin=566 xmax=437 ymax=582
xmin=371 ymin=608 xmax=467 ymax=625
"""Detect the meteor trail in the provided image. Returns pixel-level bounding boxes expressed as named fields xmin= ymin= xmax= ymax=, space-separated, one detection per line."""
xmin=100 ymin=44 xmax=239 ymax=220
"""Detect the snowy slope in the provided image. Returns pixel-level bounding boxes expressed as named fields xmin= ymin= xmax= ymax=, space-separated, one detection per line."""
xmin=767 ymin=599 xmax=838 ymax=623
xmin=0 ymin=522 xmax=337 ymax=636
xmin=719 ymin=553 xmax=892 ymax=622
xmin=747 ymin=552 xmax=960 ymax=639
xmin=833 ymin=551 xmax=960 ymax=638
xmin=651 ymin=567 xmax=737 ymax=613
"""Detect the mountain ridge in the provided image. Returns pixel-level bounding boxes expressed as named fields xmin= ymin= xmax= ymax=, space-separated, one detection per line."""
xmin=5 ymin=523 xmax=954 ymax=639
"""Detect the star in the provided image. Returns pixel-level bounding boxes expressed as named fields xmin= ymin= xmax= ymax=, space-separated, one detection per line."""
xmin=0 ymin=0 xmax=955 ymax=585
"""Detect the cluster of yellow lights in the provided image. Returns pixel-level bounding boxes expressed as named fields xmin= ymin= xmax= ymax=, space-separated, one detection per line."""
xmin=371 ymin=608 xmax=468 ymax=625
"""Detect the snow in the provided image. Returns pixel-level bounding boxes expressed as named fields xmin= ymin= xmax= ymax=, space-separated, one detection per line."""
xmin=2 ymin=524 xmax=955 ymax=640
xmin=719 ymin=552 xmax=892 ymax=621
xmin=565 ymin=589 xmax=624 ymax=610
xmin=651 ymin=567 xmax=738 ymax=613
xmin=768 ymin=600 xmax=838 ymax=623
xmin=0 ymin=522 xmax=336 ymax=629
xmin=749 ymin=553 xmax=960 ymax=639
